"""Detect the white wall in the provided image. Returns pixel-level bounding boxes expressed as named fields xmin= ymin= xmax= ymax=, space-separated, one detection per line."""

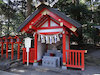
xmin=37 ymin=41 xmax=46 ymax=60
xmin=66 ymin=35 xmax=69 ymax=50
xmin=50 ymin=20 xmax=59 ymax=27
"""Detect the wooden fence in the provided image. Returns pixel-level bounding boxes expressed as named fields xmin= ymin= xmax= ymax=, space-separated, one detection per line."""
xmin=66 ymin=50 xmax=87 ymax=70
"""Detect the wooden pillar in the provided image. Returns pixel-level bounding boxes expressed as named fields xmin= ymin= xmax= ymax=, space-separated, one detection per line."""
xmin=6 ymin=42 xmax=8 ymax=59
xmin=17 ymin=43 xmax=20 ymax=59
xmin=81 ymin=52 xmax=85 ymax=71
xmin=34 ymin=33 xmax=37 ymax=62
xmin=62 ymin=32 xmax=66 ymax=65
xmin=11 ymin=43 xmax=14 ymax=60
xmin=1 ymin=43 xmax=3 ymax=57
xmin=68 ymin=34 xmax=70 ymax=50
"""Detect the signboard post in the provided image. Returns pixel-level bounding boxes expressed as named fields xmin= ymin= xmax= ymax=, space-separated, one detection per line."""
xmin=25 ymin=37 xmax=32 ymax=66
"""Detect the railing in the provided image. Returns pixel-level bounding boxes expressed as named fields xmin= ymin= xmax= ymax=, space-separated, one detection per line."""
xmin=23 ymin=48 xmax=35 ymax=64
xmin=66 ymin=50 xmax=87 ymax=70
xmin=0 ymin=36 xmax=22 ymax=60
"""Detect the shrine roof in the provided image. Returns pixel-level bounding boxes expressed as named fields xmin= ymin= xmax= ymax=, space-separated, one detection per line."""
xmin=17 ymin=4 xmax=81 ymax=32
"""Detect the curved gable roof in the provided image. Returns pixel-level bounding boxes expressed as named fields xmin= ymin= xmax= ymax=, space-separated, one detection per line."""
xmin=17 ymin=4 xmax=81 ymax=32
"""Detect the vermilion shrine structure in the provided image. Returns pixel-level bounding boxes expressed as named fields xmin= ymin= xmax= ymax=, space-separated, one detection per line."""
xmin=17 ymin=4 xmax=86 ymax=70
xmin=0 ymin=36 xmax=22 ymax=60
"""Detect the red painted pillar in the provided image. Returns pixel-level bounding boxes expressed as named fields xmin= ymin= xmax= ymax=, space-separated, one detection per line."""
xmin=23 ymin=48 xmax=25 ymax=64
xmin=17 ymin=43 xmax=20 ymax=59
xmin=1 ymin=43 xmax=3 ymax=57
xmin=62 ymin=32 xmax=66 ymax=66
xmin=11 ymin=43 xmax=14 ymax=60
xmin=68 ymin=34 xmax=70 ymax=50
xmin=6 ymin=42 xmax=8 ymax=59
xmin=81 ymin=52 xmax=85 ymax=71
xmin=34 ymin=33 xmax=37 ymax=63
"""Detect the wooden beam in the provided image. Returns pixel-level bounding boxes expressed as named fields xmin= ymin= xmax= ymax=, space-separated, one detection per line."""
xmin=39 ymin=32 xmax=60 ymax=35
xmin=38 ymin=26 xmax=62 ymax=30
xmin=34 ymin=15 xmax=47 ymax=27
xmin=21 ymin=8 xmax=46 ymax=32
xmin=37 ymin=18 xmax=48 ymax=28
xmin=44 ymin=9 xmax=77 ymax=31
xmin=48 ymin=16 xmax=50 ymax=27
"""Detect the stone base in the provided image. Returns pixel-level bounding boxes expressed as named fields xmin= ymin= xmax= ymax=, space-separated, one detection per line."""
xmin=33 ymin=63 xmax=38 ymax=66
xmin=62 ymin=66 xmax=67 ymax=70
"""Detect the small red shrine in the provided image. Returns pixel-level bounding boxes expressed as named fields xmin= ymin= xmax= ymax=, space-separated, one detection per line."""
xmin=17 ymin=4 xmax=86 ymax=70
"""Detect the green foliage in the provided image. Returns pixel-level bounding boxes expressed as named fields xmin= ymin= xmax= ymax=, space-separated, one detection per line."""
xmin=0 ymin=0 xmax=100 ymax=45
xmin=54 ymin=0 xmax=100 ymax=45
xmin=0 ymin=0 xmax=3 ymax=3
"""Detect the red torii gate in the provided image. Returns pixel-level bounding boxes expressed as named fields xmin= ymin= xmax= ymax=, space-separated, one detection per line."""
xmin=8 ymin=36 xmax=14 ymax=60
xmin=0 ymin=36 xmax=22 ymax=60
xmin=0 ymin=38 xmax=3 ymax=57
xmin=14 ymin=35 xmax=22 ymax=59
xmin=2 ymin=37 xmax=8 ymax=59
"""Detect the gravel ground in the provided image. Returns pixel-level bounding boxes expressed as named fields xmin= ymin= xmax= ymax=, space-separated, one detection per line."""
xmin=0 ymin=49 xmax=100 ymax=75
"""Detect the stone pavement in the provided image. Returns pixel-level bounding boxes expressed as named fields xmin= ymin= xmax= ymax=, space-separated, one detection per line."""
xmin=0 ymin=70 xmax=19 ymax=75
xmin=0 ymin=65 xmax=100 ymax=75
xmin=2 ymin=64 xmax=100 ymax=75
xmin=0 ymin=50 xmax=100 ymax=75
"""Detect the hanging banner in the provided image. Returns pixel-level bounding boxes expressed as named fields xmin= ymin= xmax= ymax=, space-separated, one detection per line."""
xmin=57 ymin=34 xmax=60 ymax=42
xmin=35 ymin=30 xmax=63 ymax=44
xmin=41 ymin=35 xmax=45 ymax=43
xmin=46 ymin=36 xmax=49 ymax=44
xmin=54 ymin=35 xmax=57 ymax=43
xmin=49 ymin=36 xmax=52 ymax=44
xmin=52 ymin=36 xmax=55 ymax=43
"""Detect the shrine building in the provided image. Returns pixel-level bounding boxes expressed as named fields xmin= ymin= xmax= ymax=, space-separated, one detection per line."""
xmin=17 ymin=4 xmax=86 ymax=70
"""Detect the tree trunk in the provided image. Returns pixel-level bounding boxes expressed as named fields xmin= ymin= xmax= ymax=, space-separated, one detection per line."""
xmin=72 ymin=0 xmax=79 ymax=5
xmin=0 ymin=22 xmax=2 ymax=37
xmin=27 ymin=0 xmax=32 ymax=17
